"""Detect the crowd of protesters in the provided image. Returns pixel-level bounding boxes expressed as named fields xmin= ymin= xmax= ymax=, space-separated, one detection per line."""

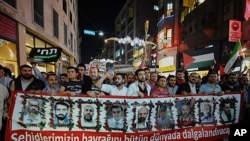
xmin=0 ymin=62 xmax=250 ymax=140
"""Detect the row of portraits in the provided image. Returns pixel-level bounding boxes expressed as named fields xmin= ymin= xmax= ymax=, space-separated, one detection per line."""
xmin=16 ymin=95 xmax=238 ymax=132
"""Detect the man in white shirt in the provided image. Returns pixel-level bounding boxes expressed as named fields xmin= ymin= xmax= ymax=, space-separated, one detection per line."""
xmin=0 ymin=84 xmax=9 ymax=130
xmin=127 ymin=69 xmax=151 ymax=97
xmin=108 ymin=105 xmax=124 ymax=129
xmin=95 ymin=73 xmax=127 ymax=96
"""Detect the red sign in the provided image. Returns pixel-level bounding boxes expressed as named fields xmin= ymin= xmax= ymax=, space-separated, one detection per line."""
xmin=229 ymin=20 xmax=241 ymax=42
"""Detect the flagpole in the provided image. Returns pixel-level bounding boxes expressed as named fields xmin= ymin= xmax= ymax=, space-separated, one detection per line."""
xmin=238 ymin=40 xmax=248 ymax=75
xmin=239 ymin=40 xmax=243 ymax=74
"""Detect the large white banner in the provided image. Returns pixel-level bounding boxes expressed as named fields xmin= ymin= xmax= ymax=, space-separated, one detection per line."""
xmin=6 ymin=92 xmax=242 ymax=141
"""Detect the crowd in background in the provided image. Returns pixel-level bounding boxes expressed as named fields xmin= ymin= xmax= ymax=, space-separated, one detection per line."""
xmin=0 ymin=62 xmax=250 ymax=140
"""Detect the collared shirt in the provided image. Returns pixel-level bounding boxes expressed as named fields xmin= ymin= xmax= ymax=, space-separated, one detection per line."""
xmin=108 ymin=118 xmax=124 ymax=128
xmin=54 ymin=117 xmax=69 ymax=125
xmin=221 ymin=109 xmax=234 ymax=122
xmin=199 ymin=82 xmax=222 ymax=93
xmin=151 ymin=87 xmax=169 ymax=96
xmin=166 ymin=85 xmax=178 ymax=95
xmin=23 ymin=113 xmax=41 ymax=124
xmin=201 ymin=115 xmax=214 ymax=123
xmin=43 ymin=85 xmax=59 ymax=94
xmin=136 ymin=122 xmax=147 ymax=129
xmin=157 ymin=117 xmax=171 ymax=128
xmin=127 ymin=81 xmax=151 ymax=96
xmin=0 ymin=84 xmax=9 ymax=129
xmin=81 ymin=120 xmax=96 ymax=127
xmin=0 ymin=76 xmax=12 ymax=88
xmin=188 ymin=82 xmax=197 ymax=94
xmin=101 ymin=84 xmax=127 ymax=96
xmin=21 ymin=77 xmax=34 ymax=90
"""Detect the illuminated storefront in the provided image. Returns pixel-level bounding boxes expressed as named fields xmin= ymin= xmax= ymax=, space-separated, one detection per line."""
xmin=0 ymin=13 xmax=18 ymax=77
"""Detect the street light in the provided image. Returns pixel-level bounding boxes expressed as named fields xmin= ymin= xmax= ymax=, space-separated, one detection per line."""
xmin=105 ymin=36 xmax=156 ymax=47
xmin=144 ymin=20 xmax=149 ymax=59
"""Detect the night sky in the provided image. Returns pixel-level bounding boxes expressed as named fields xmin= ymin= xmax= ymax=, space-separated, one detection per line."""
xmin=78 ymin=0 xmax=126 ymax=64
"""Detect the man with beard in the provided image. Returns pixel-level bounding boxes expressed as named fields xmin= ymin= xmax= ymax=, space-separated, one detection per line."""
xmin=54 ymin=101 xmax=70 ymax=125
xmin=10 ymin=64 xmax=45 ymax=93
xmin=178 ymin=104 xmax=194 ymax=126
xmin=200 ymin=103 xmax=214 ymax=123
xmin=136 ymin=106 xmax=149 ymax=129
xmin=199 ymin=71 xmax=224 ymax=95
xmin=86 ymin=67 xmax=107 ymax=97
xmin=82 ymin=104 xmax=96 ymax=127
xmin=220 ymin=73 xmax=241 ymax=93
xmin=23 ymin=99 xmax=42 ymax=124
xmin=166 ymin=75 xmax=178 ymax=96
xmin=176 ymin=72 xmax=199 ymax=95
xmin=94 ymin=73 xmax=127 ymax=96
xmin=221 ymin=101 xmax=235 ymax=123
xmin=127 ymin=69 xmax=151 ymax=97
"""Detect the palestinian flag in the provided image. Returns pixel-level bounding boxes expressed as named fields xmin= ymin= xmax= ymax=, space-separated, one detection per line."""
xmin=224 ymin=42 xmax=241 ymax=73
xmin=184 ymin=53 xmax=215 ymax=70
xmin=183 ymin=48 xmax=215 ymax=69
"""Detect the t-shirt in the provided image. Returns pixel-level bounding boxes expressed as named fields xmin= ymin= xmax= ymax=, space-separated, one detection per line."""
xmin=61 ymin=80 xmax=85 ymax=94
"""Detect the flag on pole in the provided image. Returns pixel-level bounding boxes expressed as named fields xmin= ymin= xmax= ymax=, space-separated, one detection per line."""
xmin=183 ymin=53 xmax=195 ymax=69
xmin=183 ymin=53 xmax=215 ymax=70
xmin=224 ymin=41 xmax=241 ymax=73
xmin=244 ymin=0 xmax=250 ymax=21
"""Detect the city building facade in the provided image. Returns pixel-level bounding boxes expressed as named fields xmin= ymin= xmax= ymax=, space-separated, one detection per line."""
xmin=106 ymin=0 xmax=249 ymax=76
xmin=0 ymin=0 xmax=80 ymax=76
xmin=103 ymin=0 xmax=158 ymax=68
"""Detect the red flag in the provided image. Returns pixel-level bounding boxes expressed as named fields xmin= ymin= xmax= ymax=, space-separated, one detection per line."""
xmin=138 ymin=59 xmax=146 ymax=69
xmin=219 ymin=65 xmax=225 ymax=76
xmin=245 ymin=0 xmax=250 ymax=21
xmin=183 ymin=53 xmax=195 ymax=69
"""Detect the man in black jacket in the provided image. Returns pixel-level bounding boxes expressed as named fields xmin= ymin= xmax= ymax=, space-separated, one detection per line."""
xmin=10 ymin=64 xmax=45 ymax=93
xmin=176 ymin=72 xmax=199 ymax=95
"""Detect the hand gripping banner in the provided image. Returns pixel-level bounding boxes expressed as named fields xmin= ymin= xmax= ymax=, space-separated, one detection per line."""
xmin=6 ymin=92 xmax=243 ymax=141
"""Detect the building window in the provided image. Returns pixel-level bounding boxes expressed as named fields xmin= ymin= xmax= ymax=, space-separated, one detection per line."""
xmin=61 ymin=52 xmax=70 ymax=73
xmin=70 ymin=11 xmax=72 ymax=23
xmin=70 ymin=33 xmax=73 ymax=50
xmin=63 ymin=0 xmax=67 ymax=14
xmin=0 ymin=39 xmax=18 ymax=77
xmin=3 ymin=0 xmax=16 ymax=9
xmin=166 ymin=3 xmax=173 ymax=17
xmin=33 ymin=0 xmax=44 ymax=27
xmin=64 ymin=23 xmax=67 ymax=45
xmin=53 ymin=9 xmax=59 ymax=38
xmin=166 ymin=28 xmax=172 ymax=47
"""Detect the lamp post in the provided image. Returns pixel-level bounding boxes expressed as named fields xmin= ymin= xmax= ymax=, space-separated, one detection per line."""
xmin=144 ymin=20 xmax=149 ymax=60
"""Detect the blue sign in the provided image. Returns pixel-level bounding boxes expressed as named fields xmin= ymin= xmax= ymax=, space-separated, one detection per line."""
xmin=83 ymin=29 xmax=96 ymax=36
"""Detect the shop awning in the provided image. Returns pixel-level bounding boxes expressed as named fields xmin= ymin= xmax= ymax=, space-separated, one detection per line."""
xmin=158 ymin=65 xmax=176 ymax=72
